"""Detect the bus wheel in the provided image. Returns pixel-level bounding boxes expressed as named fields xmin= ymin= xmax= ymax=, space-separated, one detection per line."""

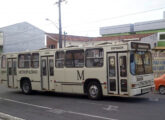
xmin=159 ymin=86 xmax=165 ymax=95
xmin=87 ymin=82 xmax=102 ymax=100
xmin=21 ymin=80 xmax=32 ymax=94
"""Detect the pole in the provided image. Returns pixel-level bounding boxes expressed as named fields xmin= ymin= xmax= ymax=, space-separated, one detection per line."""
xmin=64 ymin=31 xmax=67 ymax=47
xmin=58 ymin=0 xmax=62 ymax=48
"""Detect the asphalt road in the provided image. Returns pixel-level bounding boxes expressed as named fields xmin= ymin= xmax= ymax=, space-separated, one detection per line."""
xmin=0 ymin=84 xmax=164 ymax=120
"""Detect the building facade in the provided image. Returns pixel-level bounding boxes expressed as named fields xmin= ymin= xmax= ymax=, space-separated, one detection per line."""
xmin=0 ymin=32 xmax=3 ymax=54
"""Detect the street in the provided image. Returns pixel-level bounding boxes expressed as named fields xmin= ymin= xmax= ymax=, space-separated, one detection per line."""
xmin=0 ymin=84 xmax=164 ymax=120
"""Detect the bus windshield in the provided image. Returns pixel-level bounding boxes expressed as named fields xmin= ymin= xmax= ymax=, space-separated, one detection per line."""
xmin=130 ymin=51 xmax=152 ymax=75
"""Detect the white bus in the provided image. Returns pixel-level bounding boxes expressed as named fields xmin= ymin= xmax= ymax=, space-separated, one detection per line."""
xmin=0 ymin=42 xmax=154 ymax=99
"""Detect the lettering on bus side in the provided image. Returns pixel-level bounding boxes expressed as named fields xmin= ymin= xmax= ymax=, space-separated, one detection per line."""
xmin=19 ymin=70 xmax=38 ymax=74
xmin=111 ymin=46 xmax=124 ymax=50
xmin=77 ymin=70 xmax=84 ymax=80
xmin=1 ymin=70 xmax=7 ymax=74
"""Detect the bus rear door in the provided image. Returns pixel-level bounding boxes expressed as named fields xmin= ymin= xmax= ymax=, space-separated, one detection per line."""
xmin=41 ymin=56 xmax=54 ymax=91
xmin=7 ymin=58 xmax=17 ymax=88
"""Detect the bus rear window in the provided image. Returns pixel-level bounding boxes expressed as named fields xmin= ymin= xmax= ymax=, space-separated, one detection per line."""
xmin=86 ymin=48 xmax=103 ymax=67
xmin=1 ymin=55 xmax=6 ymax=68
xmin=18 ymin=54 xmax=31 ymax=68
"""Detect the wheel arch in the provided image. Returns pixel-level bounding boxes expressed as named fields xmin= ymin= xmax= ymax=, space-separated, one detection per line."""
xmin=20 ymin=77 xmax=31 ymax=89
xmin=83 ymin=78 xmax=102 ymax=94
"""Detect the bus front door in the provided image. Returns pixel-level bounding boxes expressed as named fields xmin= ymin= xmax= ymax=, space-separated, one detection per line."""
xmin=7 ymin=58 xmax=17 ymax=88
xmin=41 ymin=56 xmax=54 ymax=91
xmin=107 ymin=53 xmax=128 ymax=95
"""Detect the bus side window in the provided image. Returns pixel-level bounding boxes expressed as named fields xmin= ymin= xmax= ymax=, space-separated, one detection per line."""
xmin=86 ymin=48 xmax=103 ymax=67
xmin=18 ymin=54 xmax=31 ymax=68
xmin=1 ymin=55 xmax=6 ymax=68
xmin=119 ymin=56 xmax=127 ymax=77
xmin=55 ymin=51 xmax=64 ymax=68
xmin=65 ymin=50 xmax=84 ymax=68
xmin=31 ymin=53 xmax=39 ymax=68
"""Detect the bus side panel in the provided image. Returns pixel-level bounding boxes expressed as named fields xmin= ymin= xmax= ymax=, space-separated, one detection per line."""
xmin=17 ymin=68 xmax=41 ymax=90
xmin=0 ymin=68 xmax=8 ymax=86
xmin=84 ymin=67 xmax=108 ymax=96
xmin=64 ymin=68 xmax=84 ymax=94
xmin=54 ymin=68 xmax=63 ymax=92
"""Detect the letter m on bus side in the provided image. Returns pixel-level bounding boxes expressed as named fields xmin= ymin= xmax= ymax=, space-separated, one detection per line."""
xmin=77 ymin=70 xmax=84 ymax=80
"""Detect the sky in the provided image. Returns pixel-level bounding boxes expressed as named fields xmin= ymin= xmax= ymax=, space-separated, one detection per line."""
xmin=0 ymin=0 xmax=165 ymax=37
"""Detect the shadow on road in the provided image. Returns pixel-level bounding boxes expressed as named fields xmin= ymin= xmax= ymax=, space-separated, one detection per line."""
xmin=10 ymin=90 xmax=151 ymax=103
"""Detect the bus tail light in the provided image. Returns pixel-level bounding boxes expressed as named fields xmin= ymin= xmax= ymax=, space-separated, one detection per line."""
xmin=132 ymin=83 xmax=139 ymax=89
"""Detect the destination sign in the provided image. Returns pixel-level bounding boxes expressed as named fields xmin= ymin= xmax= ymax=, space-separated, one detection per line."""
xmin=19 ymin=70 xmax=38 ymax=74
xmin=131 ymin=42 xmax=150 ymax=49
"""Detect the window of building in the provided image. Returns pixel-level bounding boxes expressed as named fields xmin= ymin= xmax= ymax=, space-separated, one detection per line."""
xmin=65 ymin=50 xmax=84 ymax=68
xmin=31 ymin=53 xmax=39 ymax=68
xmin=159 ymin=34 xmax=165 ymax=40
xmin=1 ymin=55 xmax=6 ymax=68
xmin=49 ymin=45 xmax=55 ymax=49
xmin=18 ymin=54 xmax=31 ymax=68
xmin=86 ymin=48 xmax=103 ymax=67
xmin=55 ymin=51 xmax=64 ymax=68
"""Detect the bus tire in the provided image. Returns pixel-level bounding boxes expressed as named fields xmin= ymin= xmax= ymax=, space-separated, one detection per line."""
xmin=21 ymin=80 xmax=32 ymax=94
xmin=87 ymin=81 xmax=102 ymax=100
xmin=159 ymin=86 xmax=165 ymax=95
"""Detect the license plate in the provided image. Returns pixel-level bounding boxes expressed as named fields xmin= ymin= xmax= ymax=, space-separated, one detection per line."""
xmin=142 ymin=87 xmax=151 ymax=93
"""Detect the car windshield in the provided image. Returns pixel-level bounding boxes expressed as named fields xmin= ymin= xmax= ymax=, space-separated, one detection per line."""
xmin=130 ymin=51 xmax=152 ymax=75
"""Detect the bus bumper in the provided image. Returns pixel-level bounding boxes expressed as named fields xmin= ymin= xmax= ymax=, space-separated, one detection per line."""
xmin=130 ymin=85 xmax=155 ymax=96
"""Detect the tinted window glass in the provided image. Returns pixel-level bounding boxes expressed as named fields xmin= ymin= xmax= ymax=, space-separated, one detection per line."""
xmin=18 ymin=54 xmax=31 ymax=68
xmin=1 ymin=55 xmax=6 ymax=68
xmin=55 ymin=51 xmax=64 ymax=68
xmin=65 ymin=50 xmax=84 ymax=68
xmin=109 ymin=56 xmax=116 ymax=77
xmin=49 ymin=59 xmax=54 ymax=76
xmin=31 ymin=53 xmax=39 ymax=68
xmin=119 ymin=56 xmax=127 ymax=77
xmin=86 ymin=48 xmax=103 ymax=67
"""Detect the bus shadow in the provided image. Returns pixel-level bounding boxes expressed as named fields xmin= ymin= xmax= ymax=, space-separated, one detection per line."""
xmin=13 ymin=90 xmax=151 ymax=103
xmin=103 ymin=96 xmax=150 ymax=103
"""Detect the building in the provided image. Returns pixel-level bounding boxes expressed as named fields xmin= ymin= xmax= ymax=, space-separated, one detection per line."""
xmin=0 ymin=22 xmax=95 ymax=53
xmin=0 ymin=22 xmax=46 ymax=53
xmin=100 ymin=12 xmax=165 ymax=48
xmin=0 ymin=32 xmax=3 ymax=54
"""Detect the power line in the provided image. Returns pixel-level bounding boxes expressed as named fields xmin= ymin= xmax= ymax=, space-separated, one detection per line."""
xmin=63 ymin=6 xmax=165 ymax=29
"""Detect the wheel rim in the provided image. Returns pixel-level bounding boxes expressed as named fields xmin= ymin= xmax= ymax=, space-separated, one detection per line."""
xmin=23 ymin=83 xmax=30 ymax=93
xmin=159 ymin=87 xmax=165 ymax=94
xmin=89 ymin=85 xmax=98 ymax=98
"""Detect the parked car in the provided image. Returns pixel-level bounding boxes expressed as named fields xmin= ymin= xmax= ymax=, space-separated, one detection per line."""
xmin=154 ymin=74 xmax=165 ymax=94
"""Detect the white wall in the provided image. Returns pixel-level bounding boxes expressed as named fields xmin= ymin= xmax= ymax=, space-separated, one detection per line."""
xmin=0 ymin=22 xmax=45 ymax=53
xmin=0 ymin=32 xmax=3 ymax=46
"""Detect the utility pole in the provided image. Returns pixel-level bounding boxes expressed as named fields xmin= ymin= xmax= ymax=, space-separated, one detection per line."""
xmin=64 ymin=31 xmax=67 ymax=48
xmin=56 ymin=0 xmax=66 ymax=48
